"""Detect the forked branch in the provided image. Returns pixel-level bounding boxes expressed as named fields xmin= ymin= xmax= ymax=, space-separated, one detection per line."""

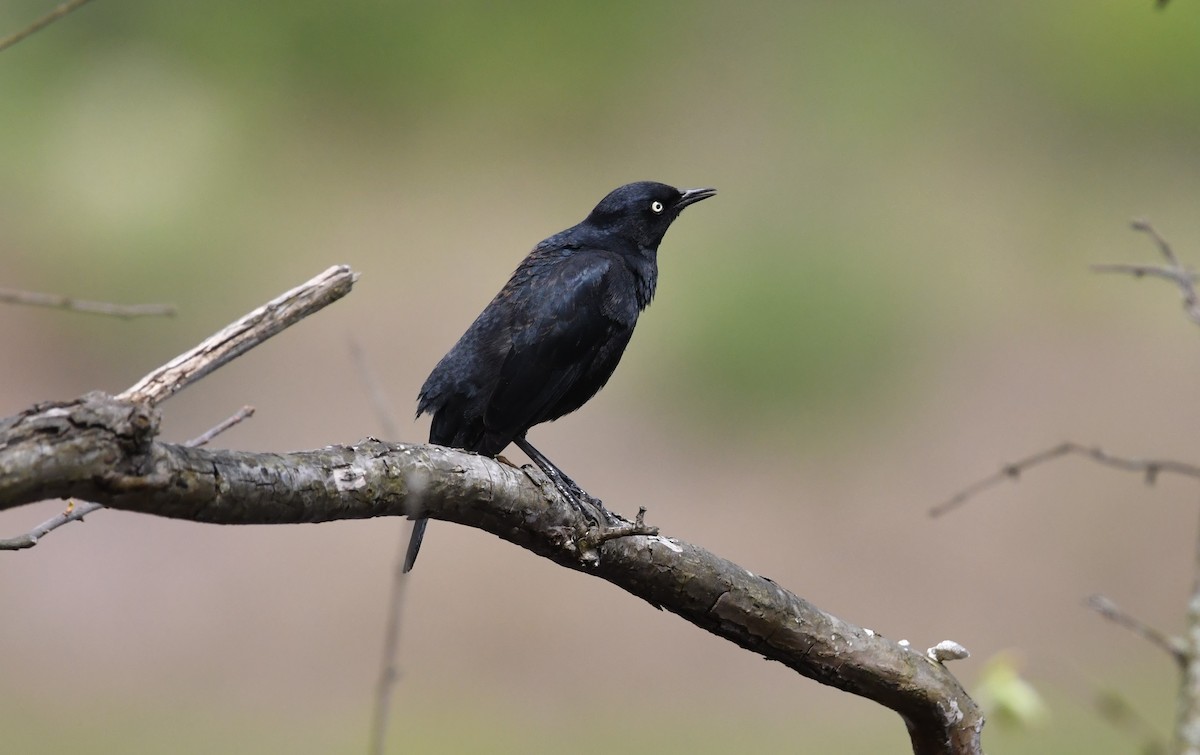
xmin=0 ymin=267 xmax=981 ymax=754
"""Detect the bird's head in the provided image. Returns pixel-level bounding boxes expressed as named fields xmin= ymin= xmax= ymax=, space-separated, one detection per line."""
xmin=583 ymin=181 xmax=716 ymax=250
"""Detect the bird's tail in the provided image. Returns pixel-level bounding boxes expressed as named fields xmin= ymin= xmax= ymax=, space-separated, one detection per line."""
xmin=403 ymin=517 xmax=428 ymax=573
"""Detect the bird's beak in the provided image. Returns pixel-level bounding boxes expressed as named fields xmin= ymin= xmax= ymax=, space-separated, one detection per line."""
xmin=677 ymin=187 xmax=717 ymax=209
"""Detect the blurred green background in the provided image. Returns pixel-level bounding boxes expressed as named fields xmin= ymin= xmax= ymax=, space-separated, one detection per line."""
xmin=3 ymin=1 xmax=1199 ymax=752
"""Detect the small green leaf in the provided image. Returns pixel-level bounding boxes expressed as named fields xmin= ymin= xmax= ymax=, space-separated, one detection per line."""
xmin=976 ymin=651 xmax=1050 ymax=729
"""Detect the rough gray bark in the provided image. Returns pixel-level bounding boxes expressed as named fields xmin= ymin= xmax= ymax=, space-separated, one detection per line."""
xmin=0 ymin=391 xmax=983 ymax=754
xmin=0 ymin=266 xmax=983 ymax=754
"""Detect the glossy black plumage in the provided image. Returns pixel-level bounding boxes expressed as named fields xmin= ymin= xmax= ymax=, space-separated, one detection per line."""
xmin=404 ymin=181 xmax=715 ymax=572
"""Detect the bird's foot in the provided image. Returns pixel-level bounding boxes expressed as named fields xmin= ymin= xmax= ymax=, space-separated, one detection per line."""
xmin=523 ymin=464 xmax=615 ymax=524
xmin=519 ymin=462 xmax=636 ymax=549
xmin=567 ymin=490 xmax=608 ymax=528
xmin=554 ymin=476 xmax=628 ymax=527
xmin=591 ymin=496 xmax=626 ymax=528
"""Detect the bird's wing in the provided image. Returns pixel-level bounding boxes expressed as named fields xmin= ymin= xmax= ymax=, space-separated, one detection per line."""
xmin=483 ymin=251 xmax=631 ymax=439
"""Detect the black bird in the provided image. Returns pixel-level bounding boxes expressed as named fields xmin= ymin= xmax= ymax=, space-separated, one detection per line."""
xmin=404 ymin=181 xmax=716 ymax=572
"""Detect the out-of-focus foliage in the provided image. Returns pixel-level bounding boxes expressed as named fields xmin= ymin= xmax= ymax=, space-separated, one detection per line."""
xmin=2 ymin=6 xmax=1199 ymax=752
xmin=3 ymin=1 xmax=1198 ymax=431
xmin=977 ymin=651 xmax=1050 ymax=729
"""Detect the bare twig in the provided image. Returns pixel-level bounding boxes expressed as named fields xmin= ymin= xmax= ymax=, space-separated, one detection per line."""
xmin=1023 ymin=221 xmax=1200 ymax=750
xmin=1092 ymin=220 xmax=1200 ymax=326
xmin=1176 ymin=508 xmax=1200 ymax=752
xmin=0 ymin=499 xmax=103 ymax=550
xmin=349 ymin=339 xmax=402 ymax=440
xmin=349 ymin=339 xmax=411 ymax=755
xmin=1086 ymin=594 xmax=1185 ymax=666
xmin=1 ymin=267 xmax=351 ymax=549
xmin=1098 ymin=218 xmax=1200 ymax=751
xmin=0 ymin=265 xmax=354 ymax=550
xmin=120 ymin=265 xmax=357 ymax=405
xmin=0 ymin=287 xmax=175 ymax=318
xmin=932 ymin=442 xmax=1200 ymax=517
xmin=0 ymin=0 xmax=96 ymax=53
xmin=0 ymin=268 xmax=983 ymax=752
xmin=1132 ymin=219 xmax=1184 ymax=267
xmin=184 ymin=405 xmax=255 ymax=447
xmin=938 ymin=225 xmax=1200 ymax=515
xmin=0 ymin=403 xmax=256 ymax=550
xmin=1090 ymin=264 xmax=1197 ymax=285
xmin=370 ymin=539 xmax=410 ymax=755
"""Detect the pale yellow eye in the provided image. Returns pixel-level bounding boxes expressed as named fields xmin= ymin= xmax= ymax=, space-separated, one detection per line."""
xmin=650 ymin=201 xmax=664 ymax=214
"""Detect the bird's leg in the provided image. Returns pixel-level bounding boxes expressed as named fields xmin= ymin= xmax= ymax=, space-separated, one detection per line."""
xmin=513 ymin=437 xmax=619 ymax=526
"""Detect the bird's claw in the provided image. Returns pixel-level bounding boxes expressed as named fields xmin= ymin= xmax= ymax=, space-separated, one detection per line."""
xmin=571 ymin=491 xmax=623 ymax=528
xmin=573 ymin=496 xmax=605 ymax=527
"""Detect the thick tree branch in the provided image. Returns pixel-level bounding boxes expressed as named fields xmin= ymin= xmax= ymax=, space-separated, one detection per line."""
xmin=0 ymin=266 xmax=354 ymax=549
xmin=0 ymin=264 xmax=981 ymax=753
xmin=0 ymin=391 xmax=983 ymax=754
xmin=0 ymin=404 xmax=253 ymax=550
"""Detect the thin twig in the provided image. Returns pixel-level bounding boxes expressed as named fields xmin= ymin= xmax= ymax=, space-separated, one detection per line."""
xmin=349 ymin=338 xmax=410 ymax=755
xmin=0 ymin=394 xmax=986 ymax=753
xmin=349 ymin=339 xmax=402 ymax=440
xmin=1 ymin=404 xmax=256 ymax=550
xmin=0 ymin=0 xmax=96 ymax=53
xmin=184 ymin=405 xmax=255 ymax=447
xmin=1176 ymin=507 xmax=1200 ymax=751
xmin=1086 ymin=594 xmax=1185 ymax=667
xmin=1090 ymin=264 xmax=1198 ymax=285
xmin=0 ymin=287 xmax=175 ymax=318
xmin=2 ymin=266 xmax=353 ymax=548
xmin=369 ymin=541 xmax=411 ymax=755
xmin=1092 ymin=220 xmax=1200 ymax=326
xmin=932 ymin=442 xmax=1200 ymax=517
xmin=120 ymin=265 xmax=357 ymax=405
xmin=0 ymin=500 xmax=103 ymax=550
xmin=1132 ymin=219 xmax=1184 ymax=267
